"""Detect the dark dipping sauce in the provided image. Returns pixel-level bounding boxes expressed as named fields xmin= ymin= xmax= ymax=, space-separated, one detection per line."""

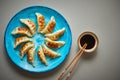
xmin=80 ymin=34 xmax=95 ymax=49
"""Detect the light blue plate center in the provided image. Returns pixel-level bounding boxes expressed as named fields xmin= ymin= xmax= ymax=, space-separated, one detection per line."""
xmin=33 ymin=33 xmax=45 ymax=47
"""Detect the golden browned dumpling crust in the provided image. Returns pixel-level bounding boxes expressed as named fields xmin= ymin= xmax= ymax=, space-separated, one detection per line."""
xmin=27 ymin=47 xmax=35 ymax=67
xmin=20 ymin=42 xmax=34 ymax=59
xmin=38 ymin=46 xmax=48 ymax=65
xmin=36 ymin=13 xmax=45 ymax=32
xmin=14 ymin=36 xmax=32 ymax=48
xmin=20 ymin=18 xmax=36 ymax=35
xmin=44 ymin=38 xmax=65 ymax=48
xmin=45 ymin=27 xmax=65 ymax=40
xmin=41 ymin=44 xmax=60 ymax=58
xmin=12 ymin=27 xmax=32 ymax=37
xmin=41 ymin=16 xmax=56 ymax=34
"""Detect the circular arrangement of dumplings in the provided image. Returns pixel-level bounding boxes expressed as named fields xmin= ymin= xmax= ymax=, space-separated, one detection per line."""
xmin=12 ymin=13 xmax=66 ymax=67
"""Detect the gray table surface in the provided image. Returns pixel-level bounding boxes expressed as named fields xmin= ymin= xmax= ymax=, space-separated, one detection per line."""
xmin=0 ymin=0 xmax=120 ymax=80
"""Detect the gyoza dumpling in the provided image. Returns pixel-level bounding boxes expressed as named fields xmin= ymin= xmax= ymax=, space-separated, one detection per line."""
xmin=27 ymin=47 xmax=36 ymax=67
xmin=20 ymin=18 xmax=36 ymax=35
xmin=38 ymin=46 xmax=48 ymax=65
xmin=11 ymin=27 xmax=32 ymax=37
xmin=35 ymin=13 xmax=45 ymax=32
xmin=45 ymin=27 xmax=65 ymax=41
xmin=20 ymin=42 xmax=34 ymax=59
xmin=41 ymin=44 xmax=60 ymax=58
xmin=14 ymin=36 xmax=32 ymax=48
xmin=44 ymin=38 xmax=65 ymax=48
xmin=41 ymin=16 xmax=56 ymax=34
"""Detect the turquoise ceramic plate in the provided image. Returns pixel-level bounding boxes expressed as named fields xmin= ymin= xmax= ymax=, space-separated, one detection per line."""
xmin=4 ymin=6 xmax=72 ymax=72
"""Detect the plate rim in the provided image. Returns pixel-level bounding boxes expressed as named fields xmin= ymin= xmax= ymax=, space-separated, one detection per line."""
xmin=4 ymin=6 xmax=72 ymax=73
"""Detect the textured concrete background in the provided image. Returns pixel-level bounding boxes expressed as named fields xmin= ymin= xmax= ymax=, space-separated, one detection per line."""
xmin=0 ymin=0 xmax=120 ymax=80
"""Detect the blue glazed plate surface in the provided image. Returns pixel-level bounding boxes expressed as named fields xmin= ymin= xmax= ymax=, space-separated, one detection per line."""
xmin=4 ymin=6 xmax=72 ymax=72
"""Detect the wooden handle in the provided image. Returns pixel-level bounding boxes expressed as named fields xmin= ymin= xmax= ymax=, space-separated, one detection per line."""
xmin=58 ymin=48 xmax=82 ymax=80
xmin=65 ymin=43 xmax=87 ymax=80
